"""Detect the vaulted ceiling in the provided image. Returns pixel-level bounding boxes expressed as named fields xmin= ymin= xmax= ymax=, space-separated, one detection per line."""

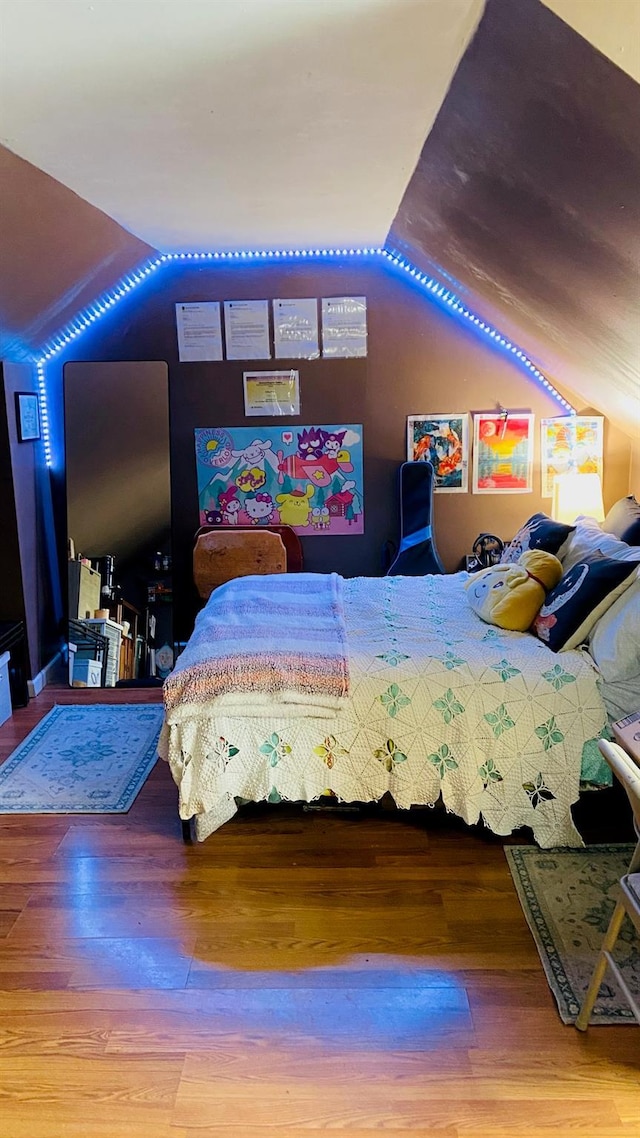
xmin=389 ymin=0 xmax=640 ymax=436
xmin=0 ymin=0 xmax=638 ymax=434
xmin=0 ymin=0 xmax=484 ymax=251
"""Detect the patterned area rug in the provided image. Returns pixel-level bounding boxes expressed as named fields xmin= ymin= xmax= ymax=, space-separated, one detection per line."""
xmin=505 ymin=844 xmax=639 ymax=1024
xmin=0 ymin=704 xmax=164 ymax=813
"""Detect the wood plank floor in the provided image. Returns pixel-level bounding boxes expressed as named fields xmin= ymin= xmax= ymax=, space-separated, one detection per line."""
xmin=0 ymin=684 xmax=638 ymax=1136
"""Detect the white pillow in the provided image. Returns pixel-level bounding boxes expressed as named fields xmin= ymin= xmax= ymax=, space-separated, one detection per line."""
xmin=561 ymin=516 xmax=640 ymax=573
xmin=599 ymin=674 xmax=640 ymax=722
xmin=589 ymin=577 xmax=640 ymax=682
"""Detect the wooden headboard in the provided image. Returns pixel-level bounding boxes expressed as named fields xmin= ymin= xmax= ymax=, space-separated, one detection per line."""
xmin=193 ymin=525 xmax=303 ymax=600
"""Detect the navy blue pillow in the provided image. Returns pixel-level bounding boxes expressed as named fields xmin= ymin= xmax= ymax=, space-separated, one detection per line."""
xmin=501 ymin=513 xmax=575 ymax=565
xmin=532 ymin=557 xmax=640 ymax=651
xmin=601 ymin=496 xmax=640 ymax=546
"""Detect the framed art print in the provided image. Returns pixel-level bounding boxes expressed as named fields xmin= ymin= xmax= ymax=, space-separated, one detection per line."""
xmin=15 ymin=392 xmax=41 ymax=442
xmin=472 ymin=412 xmax=534 ymax=493
xmin=540 ymin=416 xmax=603 ymax=498
xmin=407 ymin=413 xmax=469 ymax=492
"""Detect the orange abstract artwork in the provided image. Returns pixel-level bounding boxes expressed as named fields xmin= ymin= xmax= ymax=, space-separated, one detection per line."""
xmin=473 ymin=413 xmax=534 ymax=493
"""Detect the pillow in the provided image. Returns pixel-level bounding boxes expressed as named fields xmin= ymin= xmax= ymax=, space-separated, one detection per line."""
xmin=500 ymin=513 xmax=575 ymax=565
xmin=531 ymin=557 xmax=640 ymax=651
xmin=561 ymin=516 xmax=640 ymax=573
xmin=601 ymin=495 xmax=640 ymax=545
xmin=589 ymin=578 xmax=640 ymax=682
xmin=599 ymin=674 xmax=640 ymax=723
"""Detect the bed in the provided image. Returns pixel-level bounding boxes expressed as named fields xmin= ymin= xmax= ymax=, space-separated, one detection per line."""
xmin=161 ymin=575 xmax=622 ymax=849
xmin=159 ymin=500 xmax=640 ymax=847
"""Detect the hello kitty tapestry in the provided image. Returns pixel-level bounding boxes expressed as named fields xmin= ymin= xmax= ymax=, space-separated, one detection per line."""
xmin=195 ymin=425 xmax=364 ymax=535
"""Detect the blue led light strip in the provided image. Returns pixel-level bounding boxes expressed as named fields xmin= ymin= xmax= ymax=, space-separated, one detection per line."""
xmin=381 ymin=248 xmax=575 ymax=414
xmin=163 ymin=247 xmax=382 ymax=261
xmin=34 ymin=255 xmax=166 ymax=465
xmin=33 ymin=244 xmax=574 ymax=467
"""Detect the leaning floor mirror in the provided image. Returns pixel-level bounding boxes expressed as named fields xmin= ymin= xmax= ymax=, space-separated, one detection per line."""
xmin=64 ymin=361 xmax=172 ymax=688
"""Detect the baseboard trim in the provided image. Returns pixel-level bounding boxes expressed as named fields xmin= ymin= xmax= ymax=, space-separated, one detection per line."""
xmin=28 ymin=652 xmax=63 ymax=698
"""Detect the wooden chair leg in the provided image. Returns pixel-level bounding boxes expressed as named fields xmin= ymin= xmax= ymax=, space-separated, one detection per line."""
xmin=181 ymin=818 xmax=193 ymax=844
xmin=575 ymin=898 xmax=627 ymax=1031
xmin=627 ymin=840 xmax=640 ymax=875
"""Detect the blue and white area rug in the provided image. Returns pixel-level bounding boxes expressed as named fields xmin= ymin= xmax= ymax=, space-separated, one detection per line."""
xmin=0 ymin=704 xmax=164 ymax=813
xmin=505 ymin=844 xmax=638 ymax=1024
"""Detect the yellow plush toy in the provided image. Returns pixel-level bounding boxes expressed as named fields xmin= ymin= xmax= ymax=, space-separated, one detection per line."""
xmin=465 ymin=549 xmax=563 ymax=632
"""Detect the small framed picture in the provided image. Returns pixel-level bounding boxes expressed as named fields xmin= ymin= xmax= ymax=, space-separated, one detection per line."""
xmin=15 ymin=392 xmax=41 ymax=442
xmin=407 ymin=413 xmax=469 ymax=492
xmin=472 ymin=412 xmax=534 ymax=493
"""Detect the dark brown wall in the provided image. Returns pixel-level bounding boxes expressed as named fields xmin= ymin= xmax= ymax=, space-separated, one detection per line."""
xmin=43 ymin=259 xmax=630 ymax=641
xmin=1 ymin=363 xmax=58 ymax=677
xmin=388 ymin=0 xmax=640 ymax=424
xmin=0 ymin=368 xmax=26 ymax=624
xmin=0 ymin=145 xmax=154 ymax=357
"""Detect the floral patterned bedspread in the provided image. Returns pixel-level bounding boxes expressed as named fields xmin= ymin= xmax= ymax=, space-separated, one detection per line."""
xmin=159 ymin=573 xmax=608 ymax=847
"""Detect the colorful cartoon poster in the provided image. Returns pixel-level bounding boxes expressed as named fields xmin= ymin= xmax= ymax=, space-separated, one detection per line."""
xmin=472 ymin=412 xmax=534 ymax=493
xmin=540 ymin=416 xmax=603 ymax=498
xmin=406 ymin=414 xmax=469 ymax=492
xmin=195 ymin=424 xmax=364 ymax=535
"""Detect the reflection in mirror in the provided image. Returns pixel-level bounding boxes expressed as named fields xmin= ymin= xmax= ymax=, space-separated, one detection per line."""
xmin=64 ymin=361 xmax=171 ymax=688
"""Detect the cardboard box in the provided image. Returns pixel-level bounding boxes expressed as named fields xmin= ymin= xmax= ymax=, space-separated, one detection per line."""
xmin=68 ymin=560 xmax=101 ymax=619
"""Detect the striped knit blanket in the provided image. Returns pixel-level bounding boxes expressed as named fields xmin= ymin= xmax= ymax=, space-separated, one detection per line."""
xmin=163 ymin=572 xmax=350 ymax=721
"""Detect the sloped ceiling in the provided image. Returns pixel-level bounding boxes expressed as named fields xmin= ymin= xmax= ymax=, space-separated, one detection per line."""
xmin=0 ymin=0 xmax=483 ymax=251
xmin=389 ymin=0 xmax=640 ymax=436
xmin=542 ymin=0 xmax=640 ymax=82
xmin=0 ymin=145 xmax=153 ymax=357
xmin=0 ymin=0 xmax=638 ymax=435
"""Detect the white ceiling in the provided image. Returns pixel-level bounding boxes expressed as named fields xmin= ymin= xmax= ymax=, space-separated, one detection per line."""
xmin=542 ymin=0 xmax=640 ymax=83
xmin=0 ymin=0 xmax=637 ymax=254
xmin=0 ymin=0 xmax=484 ymax=252
xmin=0 ymin=0 xmax=637 ymax=438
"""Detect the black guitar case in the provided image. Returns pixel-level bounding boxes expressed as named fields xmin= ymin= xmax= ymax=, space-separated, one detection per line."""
xmin=386 ymin=461 xmax=445 ymax=576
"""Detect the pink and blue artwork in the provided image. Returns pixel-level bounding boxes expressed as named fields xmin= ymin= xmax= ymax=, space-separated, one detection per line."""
xmin=195 ymin=424 xmax=364 ymax=535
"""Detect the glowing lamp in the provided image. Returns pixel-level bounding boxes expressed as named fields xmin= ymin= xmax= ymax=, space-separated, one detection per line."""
xmin=551 ymin=472 xmax=605 ymax=525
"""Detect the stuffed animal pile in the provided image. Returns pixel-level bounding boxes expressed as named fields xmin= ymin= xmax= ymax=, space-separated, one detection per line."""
xmin=465 ymin=549 xmax=563 ymax=632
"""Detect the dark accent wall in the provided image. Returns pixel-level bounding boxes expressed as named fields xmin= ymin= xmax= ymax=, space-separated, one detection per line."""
xmin=0 ymin=368 xmax=26 ymax=624
xmin=388 ymin=0 xmax=640 ymax=427
xmin=42 ymin=259 xmax=630 ymax=643
xmin=0 ymin=363 xmax=59 ymax=676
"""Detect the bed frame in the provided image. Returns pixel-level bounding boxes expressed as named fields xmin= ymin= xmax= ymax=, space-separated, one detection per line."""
xmin=193 ymin=524 xmax=303 ymax=599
